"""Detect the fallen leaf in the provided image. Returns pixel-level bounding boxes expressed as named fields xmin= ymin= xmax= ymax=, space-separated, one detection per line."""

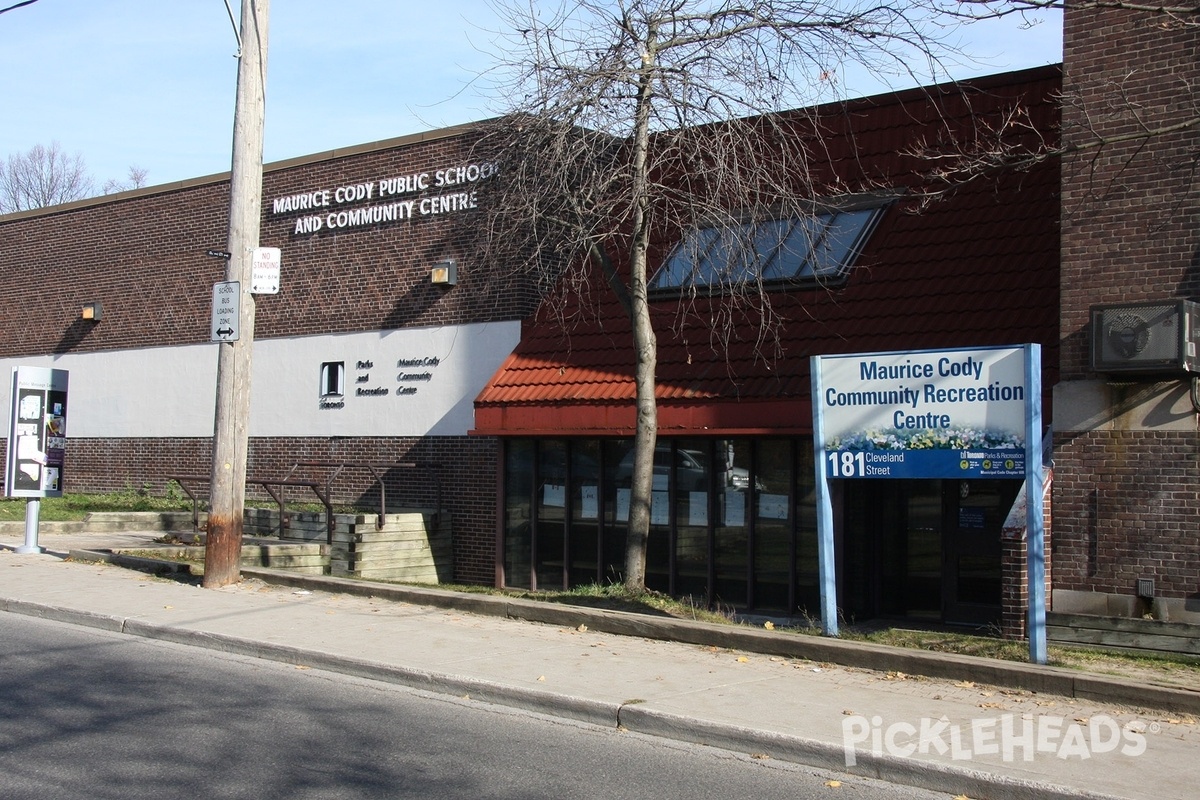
xmin=979 ymin=702 xmax=1004 ymax=709
xmin=750 ymin=753 xmax=770 ymax=760
xmin=295 ymin=665 xmax=310 ymax=670
xmin=537 ymin=675 xmax=546 ymax=682
xmin=736 ymin=656 xmax=749 ymax=663
xmin=163 ymin=605 xmax=173 ymax=610
xmin=577 ymin=624 xmax=588 ymax=632
xmin=954 ymin=681 xmax=975 ymax=688
xmin=825 ymin=780 xmax=842 ymax=788
xmin=763 ymin=621 xmax=775 ymax=630
xmin=842 ymin=709 xmax=856 ymax=716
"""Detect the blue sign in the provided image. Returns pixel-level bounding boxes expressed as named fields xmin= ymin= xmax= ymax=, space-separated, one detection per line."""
xmin=824 ymin=448 xmax=1026 ymax=479
xmin=810 ymin=344 xmax=1047 ymax=664
xmin=815 ymin=346 xmax=1031 ymax=479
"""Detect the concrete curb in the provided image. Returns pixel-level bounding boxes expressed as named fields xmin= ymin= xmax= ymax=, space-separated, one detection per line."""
xmin=0 ymin=598 xmax=127 ymax=633
xmin=0 ymin=596 xmax=1129 ymax=800
xmin=65 ymin=548 xmax=1200 ymax=717
xmin=618 ymin=707 xmax=1127 ymax=800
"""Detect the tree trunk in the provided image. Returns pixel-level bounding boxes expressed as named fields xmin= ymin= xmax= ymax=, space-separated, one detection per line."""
xmin=622 ymin=25 xmax=659 ymax=593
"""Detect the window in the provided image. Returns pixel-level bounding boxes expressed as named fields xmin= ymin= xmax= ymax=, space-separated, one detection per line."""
xmin=502 ymin=436 xmax=820 ymax=613
xmin=320 ymin=361 xmax=345 ymax=397
xmin=651 ymin=202 xmax=886 ymax=291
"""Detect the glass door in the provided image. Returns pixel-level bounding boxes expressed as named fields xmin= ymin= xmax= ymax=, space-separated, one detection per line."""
xmin=942 ymin=480 xmax=1018 ymax=627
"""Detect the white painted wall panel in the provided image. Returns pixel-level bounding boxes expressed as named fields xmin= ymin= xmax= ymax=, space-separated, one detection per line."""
xmin=1 ymin=321 xmax=518 ymax=439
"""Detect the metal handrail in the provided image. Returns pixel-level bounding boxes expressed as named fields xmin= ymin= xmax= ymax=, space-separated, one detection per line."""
xmin=168 ymin=461 xmax=442 ymax=546
xmin=168 ymin=474 xmax=332 ymax=541
xmin=283 ymin=461 xmax=443 ymax=532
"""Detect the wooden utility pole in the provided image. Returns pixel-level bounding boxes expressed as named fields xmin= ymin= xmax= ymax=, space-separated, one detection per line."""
xmin=204 ymin=0 xmax=270 ymax=588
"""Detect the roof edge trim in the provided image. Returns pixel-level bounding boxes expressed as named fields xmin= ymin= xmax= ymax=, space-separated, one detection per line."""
xmin=0 ymin=118 xmax=497 ymax=223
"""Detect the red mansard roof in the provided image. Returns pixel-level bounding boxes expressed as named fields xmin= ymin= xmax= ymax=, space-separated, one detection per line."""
xmin=474 ymin=66 xmax=1062 ymax=437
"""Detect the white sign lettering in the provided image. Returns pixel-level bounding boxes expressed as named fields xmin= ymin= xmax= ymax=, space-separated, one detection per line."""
xmin=270 ymin=161 xmax=497 ymax=237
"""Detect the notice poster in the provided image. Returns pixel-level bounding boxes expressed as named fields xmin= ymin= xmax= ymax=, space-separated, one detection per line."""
xmin=5 ymin=367 xmax=69 ymax=498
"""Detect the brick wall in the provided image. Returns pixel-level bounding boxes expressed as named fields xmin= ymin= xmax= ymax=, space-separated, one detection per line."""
xmin=1001 ymin=481 xmax=1052 ymax=639
xmin=1060 ymin=9 xmax=1200 ymax=374
xmin=1052 ymin=430 xmax=1200 ymax=598
xmin=1056 ymin=9 xmax=1200 ymax=602
xmin=0 ymin=127 xmax=539 ymax=361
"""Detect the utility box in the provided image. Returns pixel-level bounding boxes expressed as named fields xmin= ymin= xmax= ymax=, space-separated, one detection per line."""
xmin=1090 ymin=300 xmax=1200 ymax=374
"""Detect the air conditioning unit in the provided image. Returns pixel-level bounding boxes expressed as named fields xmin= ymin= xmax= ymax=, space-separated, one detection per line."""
xmin=1091 ymin=300 xmax=1200 ymax=374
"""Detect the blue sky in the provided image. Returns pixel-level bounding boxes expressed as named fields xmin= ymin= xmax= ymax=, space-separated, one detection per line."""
xmin=0 ymin=1 xmax=1061 ymax=190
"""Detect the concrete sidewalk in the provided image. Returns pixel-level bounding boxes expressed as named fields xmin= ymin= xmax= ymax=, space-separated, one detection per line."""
xmin=2 ymin=533 xmax=1197 ymax=800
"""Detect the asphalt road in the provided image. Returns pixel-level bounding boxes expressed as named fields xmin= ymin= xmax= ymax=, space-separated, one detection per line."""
xmin=0 ymin=613 xmax=950 ymax=800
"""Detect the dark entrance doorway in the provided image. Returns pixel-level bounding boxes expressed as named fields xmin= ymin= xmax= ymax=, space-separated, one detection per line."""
xmin=943 ymin=479 xmax=1019 ymax=626
xmin=842 ymin=479 xmax=1019 ymax=627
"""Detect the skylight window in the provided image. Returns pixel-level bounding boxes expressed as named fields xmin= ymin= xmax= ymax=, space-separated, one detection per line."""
xmin=651 ymin=203 xmax=886 ymax=290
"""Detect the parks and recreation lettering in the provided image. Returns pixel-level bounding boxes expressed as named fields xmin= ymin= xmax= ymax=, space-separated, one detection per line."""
xmin=824 ymin=355 xmax=1024 ymax=431
xmin=271 ymin=162 xmax=497 ymax=235
xmin=321 ymin=356 xmax=444 ymax=410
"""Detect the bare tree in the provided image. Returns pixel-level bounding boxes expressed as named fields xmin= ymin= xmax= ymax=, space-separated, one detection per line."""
xmin=0 ymin=141 xmax=93 ymax=213
xmin=474 ymin=0 xmax=975 ymax=592
xmin=921 ymin=1 xmax=1198 ymax=202
xmin=102 ymin=165 xmax=150 ymax=195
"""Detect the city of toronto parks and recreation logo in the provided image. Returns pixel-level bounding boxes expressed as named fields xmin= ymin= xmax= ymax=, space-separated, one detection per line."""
xmin=841 ymin=713 xmax=1156 ymax=767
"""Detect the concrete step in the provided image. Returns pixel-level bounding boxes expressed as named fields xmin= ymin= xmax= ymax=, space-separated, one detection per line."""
xmin=0 ymin=520 xmax=86 ymax=535
xmin=113 ymin=541 xmax=328 ymax=570
xmin=82 ymin=511 xmax=199 ymax=532
xmin=0 ymin=511 xmax=202 ymax=535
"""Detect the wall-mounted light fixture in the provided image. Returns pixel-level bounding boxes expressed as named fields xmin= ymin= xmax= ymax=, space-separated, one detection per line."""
xmin=430 ymin=259 xmax=457 ymax=287
xmin=81 ymin=302 xmax=103 ymax=322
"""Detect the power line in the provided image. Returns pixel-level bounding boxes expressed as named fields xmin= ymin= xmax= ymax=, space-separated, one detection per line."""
xmin=0 ymin=0 xmax=41 ymax=16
